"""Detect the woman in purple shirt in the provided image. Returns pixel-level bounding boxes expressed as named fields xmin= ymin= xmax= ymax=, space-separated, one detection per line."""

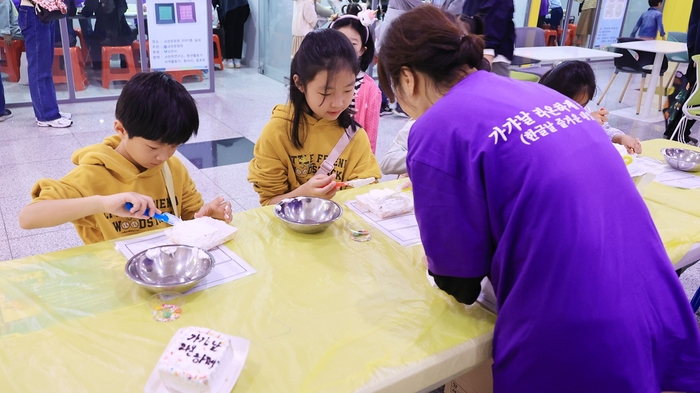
xmin=378 ymin=5 xmax=700 ymax=392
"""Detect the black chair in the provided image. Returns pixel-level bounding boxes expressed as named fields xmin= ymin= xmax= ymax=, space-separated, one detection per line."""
xmin=597 ymin=37 xmax=668 ymax=114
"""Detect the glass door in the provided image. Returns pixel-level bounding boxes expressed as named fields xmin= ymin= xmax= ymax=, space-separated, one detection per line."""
xmin=259 ymin=0 xmax=293 ymax=83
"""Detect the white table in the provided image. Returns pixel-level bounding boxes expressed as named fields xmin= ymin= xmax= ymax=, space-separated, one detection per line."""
xmin=513 ymin=46 xmax=621 ymax=64
xmin=610 ymin=40 xmax=688 ymax=123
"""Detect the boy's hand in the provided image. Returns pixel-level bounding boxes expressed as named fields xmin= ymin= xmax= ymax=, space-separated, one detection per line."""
xmin=298 ymin=174 xmax=338 ymax=200
xmin=615 ymin=135 xmax=642 ymax=154
xmin=102 ymin=192 xmax=160 ymax=218
xmin=195 ymin=196 xmax=232 ymax=223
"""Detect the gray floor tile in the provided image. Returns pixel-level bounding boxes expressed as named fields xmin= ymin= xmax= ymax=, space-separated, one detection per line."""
xmin=0 ymin=159 xmax=77 ymax=198
xmin=0 ymin=134 xmax=81 ymax=165
xmin=0 ymin=238 xmax=11 ymax=262
xmin=8 ymin=228 xmax=83 ymax=260
xmin=0 ymin=195 xmax=75 ymax=240
xmin=201 ymin=162 xmax=259 ymax=200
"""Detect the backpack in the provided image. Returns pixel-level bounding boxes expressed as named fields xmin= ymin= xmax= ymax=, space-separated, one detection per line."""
xmin=30 ymin=0 xmax=67 ymax=22
xmin=663 ymin=71 xmax=692 ymax=142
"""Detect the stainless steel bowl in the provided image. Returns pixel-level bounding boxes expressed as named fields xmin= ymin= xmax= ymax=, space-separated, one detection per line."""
xmin=274 ymin=197 xmax=343 ymax=234
xmin=661 ymin=148 xmax=700 ymax=172
xmin=125 ymin=245 xmax=215 ymax=293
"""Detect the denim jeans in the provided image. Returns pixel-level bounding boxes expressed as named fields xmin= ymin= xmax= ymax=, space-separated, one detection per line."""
xmin=18 ymin=6 xmax=60 ymax=122
xmin=0 ymin=77 xmax=5 ymax=113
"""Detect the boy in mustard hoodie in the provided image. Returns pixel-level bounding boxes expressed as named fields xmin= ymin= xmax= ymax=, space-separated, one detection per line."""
xmin=19 ymin=72 xmax=232 ymax=244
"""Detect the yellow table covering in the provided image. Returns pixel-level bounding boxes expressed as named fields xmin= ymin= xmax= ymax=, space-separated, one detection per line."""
xmin=639 ymin=140 xmax=700 ymax=264
xmin=0 ymin=182 xmax=496 ymax=393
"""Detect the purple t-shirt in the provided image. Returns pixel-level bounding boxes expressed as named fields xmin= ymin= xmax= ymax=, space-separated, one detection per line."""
xmin=407 ymin=71 xmax=700 ymax=392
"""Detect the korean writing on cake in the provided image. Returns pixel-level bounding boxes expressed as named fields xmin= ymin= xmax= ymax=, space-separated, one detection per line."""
xmin=176 ymin=333 xmax=224 ymax=369
xmin=488 ymin=99 xmax=596 ymax=146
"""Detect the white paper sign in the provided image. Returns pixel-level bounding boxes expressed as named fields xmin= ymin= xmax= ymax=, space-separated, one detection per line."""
xmin=147 ymin=1 xmax=209 ymax=71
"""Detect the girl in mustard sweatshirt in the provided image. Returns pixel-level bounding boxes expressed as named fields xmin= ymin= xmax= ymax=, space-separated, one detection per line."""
xmin=248 ymin=29 xmax=381 ymax=206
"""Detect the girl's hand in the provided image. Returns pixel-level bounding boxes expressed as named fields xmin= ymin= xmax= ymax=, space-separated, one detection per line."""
xmin=299 ymin=174 xmax=338 ymax=199
xmin=616 ymin=135 xmax=642 ymax=154
xmin=591 ymin=108 xmax=609 ymax=125
xmin=102 ymin=192 xmax=160 ymax=219
xmin=195 ymin=196 xmax=233 ymax=223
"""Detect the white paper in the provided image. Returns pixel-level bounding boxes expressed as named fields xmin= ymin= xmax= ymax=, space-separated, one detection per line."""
xmin=653 ymin=167 xmax=700 ymax=189
xmin=115 ymin=232 xmax=256 ymax=294
xmin=344 ymin=201 xmax=421 ymax=247
xmin=626 ymin=156 xmax=666 ymax=177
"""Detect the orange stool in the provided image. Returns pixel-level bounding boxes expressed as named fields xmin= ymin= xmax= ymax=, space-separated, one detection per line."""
xmin=131 ymin=40 xmax=150 ymax=68
xmin=166 ymin=69 xmax=203 ymax=83
xmin=74 ymin=28 xmax=91 ymax=66
xmin=212 ymin=35 xmax=223 ymax=70
xmin=52 ymin=46 xmax=89 ymax=91
xmin=565 ymin=24 xmax=576 ymax=46
xmin=544 ymin=29 xmax=558 ymax=46
xmin=101 ymin=45 xmax=138 ymax=88
xmin=0 ymin=40 xmax=24 ymax=83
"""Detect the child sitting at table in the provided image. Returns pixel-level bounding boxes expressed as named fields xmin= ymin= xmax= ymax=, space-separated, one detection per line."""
xmin=248 ymin=29 xmax=381 ymax=206
xmin=18 ymin=72 xmax=232 ymax=244
xmin=539 ymin=60 xmax=642 ymax=154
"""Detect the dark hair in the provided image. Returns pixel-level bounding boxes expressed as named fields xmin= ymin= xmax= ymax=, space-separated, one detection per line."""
xmin=330 ymin=16 xmax=376 ymax=71
xmin=539 ymin=60 xmax=596 ymax=103
xmin=341 ymin=2 xmax=363 ymax=15
xmin=289 ymin=29 xmax=360 ymax=149
xmin=115 ymin=72 xmax=198 ymax=145
xmin=648 ymin=0 xmax=661 ymax=7
xmin=377 ymin=5 xmax=485 ymax=102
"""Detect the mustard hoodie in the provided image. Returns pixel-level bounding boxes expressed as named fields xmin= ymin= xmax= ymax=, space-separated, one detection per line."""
xmin=30 ymin=136 xmax=204 ymax=244
xmin=248 ymin=104 xmax=382 ymax=205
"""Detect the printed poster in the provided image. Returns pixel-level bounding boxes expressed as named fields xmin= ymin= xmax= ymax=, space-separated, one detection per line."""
xmin=146 ymin=1 xmax=210 ymax=71
xmin=593 ymin=0 xmax=629 ymax=48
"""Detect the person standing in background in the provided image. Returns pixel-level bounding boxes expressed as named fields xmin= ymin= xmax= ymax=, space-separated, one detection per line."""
xmin=17 ymin=0 xmax=72 ymax=128
xmin=291 ymin=0 xmax=317 ymax=58
xmin=549 ymin=0 xmax=563 ymax=44
xmin=220 ymin=0 xmax=249 ymax=68
xmin=630 ymin=0 xmax=665 ymax=41
xmin=575 ymin=0 xmax=597 ymax=47
xmin=461 ymin=0 xmax=515 ymax=76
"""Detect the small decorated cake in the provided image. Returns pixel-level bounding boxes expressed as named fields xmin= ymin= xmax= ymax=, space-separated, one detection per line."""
xmin=356 ymin=189 xmax=414 ymax=219
xmin=157 ymin=327 xmax=234 ymax=393
xmin=165 ymin=217 xmax=238 ymax=250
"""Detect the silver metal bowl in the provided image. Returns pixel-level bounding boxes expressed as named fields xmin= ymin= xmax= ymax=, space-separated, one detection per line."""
xmin=661 ymin=148 xmax=700 ymax=172
xmin=125 ymin=245 xmax=215 ymax=293
xmin=274 ymin=197 xmax=343 ymax=234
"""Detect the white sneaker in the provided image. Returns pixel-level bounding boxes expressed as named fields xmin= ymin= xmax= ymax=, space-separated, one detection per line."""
xmin=233 ymin=59 xmax=241 ymax=68
xmin=37 ymin=117 xmax=72 ymax=128
xmin=0 ymin=109 xmax=12 ymax=122
xmin=224 ymin=59 xmax=235 ymax=69
xmin=60 ymin=112 xmax=71 ymax=120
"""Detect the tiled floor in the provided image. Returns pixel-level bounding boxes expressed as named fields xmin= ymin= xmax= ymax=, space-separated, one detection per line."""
xmin=1 ymin=62 xmax=699 ymax=321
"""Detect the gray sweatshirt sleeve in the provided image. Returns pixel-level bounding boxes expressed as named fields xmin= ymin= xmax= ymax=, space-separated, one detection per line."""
xmin=380 ymin=120 xmax=414 ymax=176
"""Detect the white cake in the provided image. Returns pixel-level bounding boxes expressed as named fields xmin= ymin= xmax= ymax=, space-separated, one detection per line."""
xmin=165 ymin=217 xmax=238 ymax=250
xmin=355 ymin=189 xmax=414 ymax=219
xmin=157 ymin=327 xmax=235 ymax=393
